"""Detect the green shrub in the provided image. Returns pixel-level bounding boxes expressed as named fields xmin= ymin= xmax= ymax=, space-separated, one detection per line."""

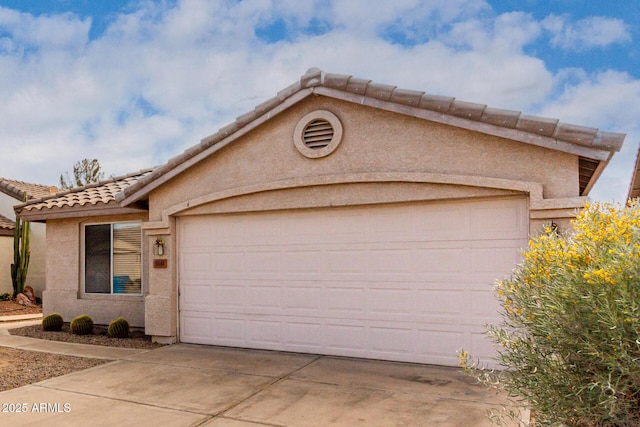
xmin=460 ymin=201 xmax=640 ymax=426
xmin=42 ymin=313 xmax=64 ymax=331
xmin=107 ymin=317 xmax=130 ymax=338
xmin=70 ymin=314 xmax=94 ymax=335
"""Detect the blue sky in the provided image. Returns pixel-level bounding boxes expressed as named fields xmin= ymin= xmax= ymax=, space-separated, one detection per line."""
xmin=0 ymin=0 xmax=638 ymax=202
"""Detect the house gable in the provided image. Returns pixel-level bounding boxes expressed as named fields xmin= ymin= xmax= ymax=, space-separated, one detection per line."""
xmin=117 ymin=68 xmax=624 ymax=208
xmin=145 ymin=94 xmax=580 ymax=224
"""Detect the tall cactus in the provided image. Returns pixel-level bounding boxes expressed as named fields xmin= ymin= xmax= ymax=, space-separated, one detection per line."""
xmin=11 ymin=195 xmax=30 ymax=298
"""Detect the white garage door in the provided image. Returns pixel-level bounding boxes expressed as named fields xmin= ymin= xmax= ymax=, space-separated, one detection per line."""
xmin=178 ymin=197 xmax=528 ymax=366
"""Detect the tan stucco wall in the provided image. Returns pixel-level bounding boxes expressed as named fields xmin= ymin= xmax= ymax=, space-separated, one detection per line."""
xmin=0 ymin=194 xmax=47 ymax=297
xmin=27 ymin=222 xmax=46 ymax=298
xmin=150 ymin=96 xmax=579 ymax=221
xmin=43 ymin=212 xmax=148 ymax=327
xmin=181 ymin=183 xmax=521 ymax=217
xmin=143 ymin=217 xmax=177 ymax=340
xmin=0 ymin=236 xmax=12 ymax=295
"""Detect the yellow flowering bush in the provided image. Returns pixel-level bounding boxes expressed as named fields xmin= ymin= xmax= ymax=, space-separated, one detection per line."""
xmin=461 ymin=201 xmax=640 ymax=426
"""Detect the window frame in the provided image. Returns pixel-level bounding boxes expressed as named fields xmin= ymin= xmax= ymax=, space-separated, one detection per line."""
xmin=82 ymin=221 xmax=143 ymax=296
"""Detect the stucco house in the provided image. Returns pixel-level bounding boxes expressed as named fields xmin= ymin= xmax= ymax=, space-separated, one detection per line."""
xmin=16 ymin=68 xmax=625 ymax=366
xmin=0 ymin=179 xmax=57 ymax=298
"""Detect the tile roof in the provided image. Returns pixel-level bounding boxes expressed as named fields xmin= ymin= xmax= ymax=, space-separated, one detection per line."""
xmin=117 ymin=68 xmax=626 ymax=205
xmin=0 ymin=213 xmax=15 ymax=236
xmin=17 ymin=169 xmax=153 ymax=214
xmin=0 ymin=179 xmax=59 ymax=201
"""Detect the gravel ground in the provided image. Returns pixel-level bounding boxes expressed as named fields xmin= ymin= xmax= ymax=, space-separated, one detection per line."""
xmin=9 ymin=324 xmax=164 ymax=349
xmin=0 ymin=347 xmax=109 ymax=392
xmin=0 ymin=300 xmax=42 ymax=316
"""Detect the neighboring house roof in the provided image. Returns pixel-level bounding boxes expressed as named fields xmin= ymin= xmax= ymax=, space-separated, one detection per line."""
xmin=0 ymin=213 xmax=14 ymax=236
xmin=628 ymin=145 xmax=640 ymax=200
xmin=116 ymin=68 xmax=625 ymax=205
xmin=16 ymin=170 xmax=153 ymax=221
xmin=0 ymin=178 xmax=59 ymax=201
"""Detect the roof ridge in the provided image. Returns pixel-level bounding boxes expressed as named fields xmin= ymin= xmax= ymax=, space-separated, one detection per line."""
xmin=175 ymin=68 xmax=626 ymax=169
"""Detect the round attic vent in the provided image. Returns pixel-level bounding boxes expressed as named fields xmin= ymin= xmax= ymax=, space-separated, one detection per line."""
xmin=303 ymin=119 xmax=333 ymax=149
xmin=294 ymin=110 xmax=343 ymax=158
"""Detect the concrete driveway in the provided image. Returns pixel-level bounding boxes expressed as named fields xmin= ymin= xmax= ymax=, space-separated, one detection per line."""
xmin=0 ymin=344 xmax=525 ymax=426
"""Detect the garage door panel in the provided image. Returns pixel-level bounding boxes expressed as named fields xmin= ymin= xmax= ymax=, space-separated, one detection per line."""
xmin=416 ymin=289 xmax=465 ymax=315
xmin=283 ymin=285 xmax=322 ymax=311
xmin=180 ymin=282 xmax=216 ymax=314
xmin=415 ymin=206 xmax=470 ymax=240
xmin=369 ymin=288 xmax=412 ymax=315
xmin=180 ymin=251 xmax=210 ymax=280
xmin=247 ymin=320 xmax=283 ymax=346
xmin=471 ymin=202 xmax=528 ymax=240
xmin=181 ymin=219 xmax=213 ymax=246
xmin=244 ymin=250 xmax=281 ymax=273
xmin=367 ymin=248 xmax=414 ymax=276
xmin=179 ymin=197 xmax=528 ymax=366
xmin=284 ymin=322 xmax=324 ymax=351
xmin=181 ymin=314 xmax=213 ymax=342
xmin=367 ymin=209 xmax=415 ymax=242
xmin=325 ymin=323 xmax=368 ymax=354
xmin=324 ymin=287 xmax=366 ymax=314
xmin=369 ymin=326 xmax=412 ymax=356
xmin=417 ymin=247 xmax=468 ymax=274
xmin=325 ymin=249 xmax=365 ymax=275
xmin=284 ymin=250 xmax=322 ymax=273
xmin=239 ymin=217 xmax=282 ymax=244
xmin=325 ymin=212 xmax=367 ymax=243
xmin=209 ymin=250 xmax=244 ymax=275
xmin=215 ymin=318 xmax=246 ymax=344
xmin=470 ymin=244 xmax=524 ymax=274
xmin=248 ymin=284 xmax=283 ymax=309
xmin=215 ymin=284 xmax=247 ymax=309
xmin=416 ymin=329 xmax=466 ymax=365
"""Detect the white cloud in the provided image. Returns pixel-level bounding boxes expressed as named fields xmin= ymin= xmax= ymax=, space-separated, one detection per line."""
xmin=0 ymin=6 xmax=90 ymax=49
xmin=543 ymin=14 xmax=631 ymax=50
xmin=0 ymin=0 xmax=636 ymax=204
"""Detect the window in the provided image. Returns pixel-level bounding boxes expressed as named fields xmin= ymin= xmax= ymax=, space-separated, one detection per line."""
xmin=84 ymin=222 xmax=142 ymax=295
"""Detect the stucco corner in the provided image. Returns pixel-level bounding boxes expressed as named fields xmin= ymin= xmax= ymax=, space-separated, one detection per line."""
xmin=144 ymin=294 xmax=177 ymax=337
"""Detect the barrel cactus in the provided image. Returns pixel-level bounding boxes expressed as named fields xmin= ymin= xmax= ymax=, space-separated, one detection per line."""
xmin=42 ymin=313 xmax=64 ymax=331
xmin=70 ymin=314 xmax=94 ymax=335
xmin=107 ymin=317 xmax=130 ymax=338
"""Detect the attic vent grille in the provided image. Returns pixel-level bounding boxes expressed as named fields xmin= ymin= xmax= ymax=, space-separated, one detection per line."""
xmin=294 ymin=110 xmax=343 ymax=159
xmin=303 ymin=119 xmax=334 ymax=149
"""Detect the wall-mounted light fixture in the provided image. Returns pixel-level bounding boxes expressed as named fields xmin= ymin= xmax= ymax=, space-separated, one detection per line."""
xmin=154 ymin=238 xmax=165 ymax=256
